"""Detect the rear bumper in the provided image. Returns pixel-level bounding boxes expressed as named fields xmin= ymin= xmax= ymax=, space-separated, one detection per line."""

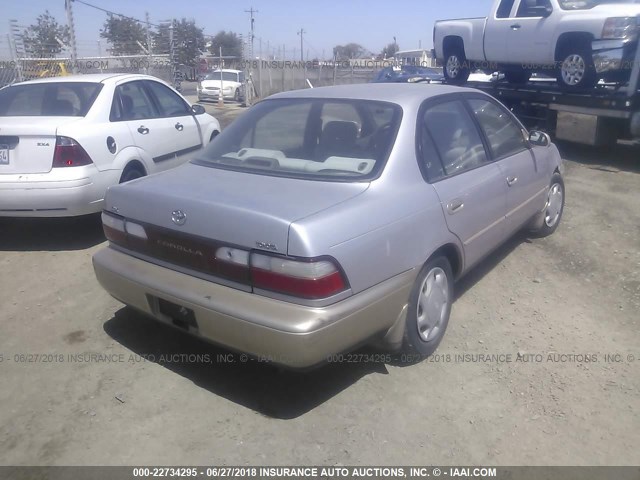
xmin=0 ymin=166 xmax=121 ymax=217
xmin=93 ymin=247 xmax=415 ymax=369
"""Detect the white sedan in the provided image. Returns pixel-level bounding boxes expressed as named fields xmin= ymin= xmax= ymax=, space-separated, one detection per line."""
xmin=197 ymin=69 xmax=244 ymax=102
xmin=0 ymin=73 xmax=220 ymax=217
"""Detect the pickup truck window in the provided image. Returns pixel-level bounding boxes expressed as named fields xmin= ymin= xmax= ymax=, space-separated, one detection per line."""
xmin=468 ymin=99 xmax=528 ymax=159
xmin=517 ymin=0 xmax=552 ymax=17
xmin=559 ymin=0 xmax=633 ymax=9
xmin=497 ymin=0 xmax=517 ymax=18
xmin=423 ymin=101 xmax=488 ymax=177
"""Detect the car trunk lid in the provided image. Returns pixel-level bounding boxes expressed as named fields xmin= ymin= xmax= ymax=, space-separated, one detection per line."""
xmin=0 ymin=117 xmax=78 ymax=174
xmin=105 ymin=162 xmax=369 ymax=256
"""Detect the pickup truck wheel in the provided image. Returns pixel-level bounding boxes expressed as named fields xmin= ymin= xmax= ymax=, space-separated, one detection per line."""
xmin=444 ymin=49 xmax=470 ymax=85
xmin=403 ymin=256 xmax=453 ymax=358
xmin=557 ymin=46 xmax=597 ymax=89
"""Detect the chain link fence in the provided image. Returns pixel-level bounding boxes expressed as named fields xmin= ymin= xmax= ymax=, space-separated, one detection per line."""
xmin=0 ymin=55 xmax=173 ymax=88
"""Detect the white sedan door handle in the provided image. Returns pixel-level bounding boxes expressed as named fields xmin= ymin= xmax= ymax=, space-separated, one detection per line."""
xmin=447 ymin=201 xmax=465 ymax=214
xmin=507 ymin=176 xmax=518 ymax=186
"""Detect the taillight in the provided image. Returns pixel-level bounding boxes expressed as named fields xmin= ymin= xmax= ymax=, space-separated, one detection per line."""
xmin=53 ymin=136 xmax=93 ymax=167
xmin=250 ymin=253 xmax=347 ymax=299
xmin=102 ymin=211 xmax=349 ymax=300
xmin=102 ymin=212 xmax=147 ymax=247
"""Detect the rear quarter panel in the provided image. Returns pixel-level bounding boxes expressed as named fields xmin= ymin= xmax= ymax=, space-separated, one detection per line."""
xmin=434 ymin=18 xmax=488 ymax=62
xmin=288 ymin=116 xmax=462 ymax=295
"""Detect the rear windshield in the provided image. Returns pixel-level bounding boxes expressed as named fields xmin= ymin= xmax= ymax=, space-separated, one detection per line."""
xmin=0 ymin=82 xmax=103 ymax=117
xmin=193 ymin=98 xmax=402 ymax=181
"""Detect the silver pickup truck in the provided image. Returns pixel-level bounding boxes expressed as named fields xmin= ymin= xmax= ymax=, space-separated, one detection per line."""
xmin=433 ymin=0 xmax=640 ymax=89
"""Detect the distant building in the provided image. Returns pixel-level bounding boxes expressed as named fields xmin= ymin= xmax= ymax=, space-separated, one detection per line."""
xmin=394 ymin=49 xmax=436 ymax=68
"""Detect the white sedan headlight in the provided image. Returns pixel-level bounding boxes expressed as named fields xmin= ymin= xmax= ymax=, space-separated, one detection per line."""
xmin=602 ymin=17 xmax=638 ymax=40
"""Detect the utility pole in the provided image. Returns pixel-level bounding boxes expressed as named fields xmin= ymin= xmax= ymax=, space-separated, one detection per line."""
xmin=218 ymin=46 xmax=224 ymax=107
xmin=244 ymin=7 xmax=257 ymax=59
xmin=169 ymin=19 xmax=177 ymax=89
xmin=64 ymin=0 xmax=79 ymax=73
xmin=297 ymin=28 xmax=305 ymax=62
xmin=9 ymin=20 xmax=25 ymax=81
xmin=145 ymin=12 xmax=153 ymax=58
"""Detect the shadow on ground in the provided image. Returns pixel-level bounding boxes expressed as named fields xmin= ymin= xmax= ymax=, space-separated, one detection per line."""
xmin=103 ymin=307 xmax=388 ymax=419
xmin=557 ymin=141 xmax=640 ymax=175
xmin=103 ymin=231 xmax=536 ymax=417
xmin=0 ymin=214 xmax=105 ymax=251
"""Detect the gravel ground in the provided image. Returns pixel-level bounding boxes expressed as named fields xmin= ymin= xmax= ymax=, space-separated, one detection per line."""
xmin=0 ymin=123 xmax=638 ymax=466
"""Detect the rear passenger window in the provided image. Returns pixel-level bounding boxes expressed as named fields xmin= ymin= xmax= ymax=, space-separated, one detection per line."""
xmin=114 ymin=82 xmax=157 ymax=121
xmin=468 ymin=99 xmax=528 ymax=159
xmin=418 ymin=124 xmax=445 ymax=183
xmin=496 ymin=0 xmax=516 ymax=17
xmin=423 ymin=101 xmax=487 ymax=177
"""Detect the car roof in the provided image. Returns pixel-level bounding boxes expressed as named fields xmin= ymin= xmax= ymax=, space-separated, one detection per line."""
xmin=211 ymin=69 xmax=242 ymax=74
xmin=269 ymin=83 xmax=480 ymax=106
xmin=12 ymin=73 xmax=165 ymax=86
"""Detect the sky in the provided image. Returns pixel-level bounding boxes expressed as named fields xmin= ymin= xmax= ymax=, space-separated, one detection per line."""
xmin=0 ymin=0 xmax=494 ymax=60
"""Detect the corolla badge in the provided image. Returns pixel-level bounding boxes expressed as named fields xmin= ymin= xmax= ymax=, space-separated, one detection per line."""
xmin=171 ymin=209 xmax=187 ymax=226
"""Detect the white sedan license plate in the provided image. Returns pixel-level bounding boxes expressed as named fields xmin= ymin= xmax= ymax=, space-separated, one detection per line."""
xmin=0 ymin=145 xmax=8 ymax=165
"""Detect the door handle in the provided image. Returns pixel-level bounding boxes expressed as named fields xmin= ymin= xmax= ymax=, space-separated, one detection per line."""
xmin=447 ymin=201 xmax=465 ymax=214
xmin=510 ymin=24 xmax=521 ymax=30
xmin=175 ymin=122 xmax=184 ymax=131
xmin=507 ymin=176 xmax=519 ymax=186
xmin=137 ymin=126 xmax=149 ymax=135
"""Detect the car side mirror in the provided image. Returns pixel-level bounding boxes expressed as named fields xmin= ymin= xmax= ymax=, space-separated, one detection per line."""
xmin=529 ymin=130 xmax=551 ymax=147
xmin=192 ymin=104 xmax=206 ymax=115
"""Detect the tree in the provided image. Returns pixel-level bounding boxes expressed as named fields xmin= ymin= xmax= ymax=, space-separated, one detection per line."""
xmin=333 ymin=43 xmax=365 ymax=61
xmin=100 ymin=15 xmax=147 ymax=56
xmin=23 ymin=11 xmax=69 ymax=58
xmin=208 ymin=31 xmax=243 ymax=58
xmin=381 ymin=42 xmax=399 ymax=59
xmin=155 ymin=19 xmax=205 ymax=66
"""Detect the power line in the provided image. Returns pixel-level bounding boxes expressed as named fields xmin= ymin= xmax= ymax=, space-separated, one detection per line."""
xmin=72 ymin=0 xmax=160 ymax=27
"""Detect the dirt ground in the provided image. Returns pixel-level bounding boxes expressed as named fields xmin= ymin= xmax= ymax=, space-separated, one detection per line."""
xmin=0 ymin=108 xmax=638 ymax=466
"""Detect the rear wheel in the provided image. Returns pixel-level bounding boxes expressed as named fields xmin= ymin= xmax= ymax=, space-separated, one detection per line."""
xmin=119 ymin=165 xmax=145 ymax=184
xmin=443 ymin=48 xmax=470 ymax=85
xmin=556 ymin=44 xmax=597 ymax=90
xmin=403 ymin=257 xmax=453 ymax=358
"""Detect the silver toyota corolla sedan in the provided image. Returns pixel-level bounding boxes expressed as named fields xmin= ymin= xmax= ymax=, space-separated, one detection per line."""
xmin=93 ymin=83 xmax=564 ymax=369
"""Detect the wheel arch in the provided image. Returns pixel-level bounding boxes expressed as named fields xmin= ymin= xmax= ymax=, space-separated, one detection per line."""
xmin=427 ymin=243 xmax=463 ymax=280
xmin=443 ymin=36 xmax=466 ymax=59
xmin=554 ymin=32 xmax=594 ymax=61
xmin=121 ymin=159 xmax=147 ymax=176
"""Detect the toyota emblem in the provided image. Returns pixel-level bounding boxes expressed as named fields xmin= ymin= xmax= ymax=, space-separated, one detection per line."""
xmin=171 ymin=210 xmax=187 ymax=226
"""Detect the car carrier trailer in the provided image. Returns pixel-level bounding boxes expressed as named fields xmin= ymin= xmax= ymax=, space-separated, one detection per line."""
xmin=458 ymin=43 xmax=640 ymax=147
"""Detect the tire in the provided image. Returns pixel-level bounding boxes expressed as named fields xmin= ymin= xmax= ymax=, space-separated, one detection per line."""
xmin=234 ymin=88 xmax=240 ymax=102
xmin=403 ymin=256 xmax=454 ymax=358
xmin=505 ymin=69 xmax=530 ymax=84
xmin=531 ymin=173 xmax=565 ymax=237
xmin=210 ymin=131 xmax=219 ymax=143
xmin=443 ymin=47 xmax=470 ymax=85
xmin=556 ymin=44 xmax=597 ymax=90
xmin=119 ymin=165 xmax=145 ymax=184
